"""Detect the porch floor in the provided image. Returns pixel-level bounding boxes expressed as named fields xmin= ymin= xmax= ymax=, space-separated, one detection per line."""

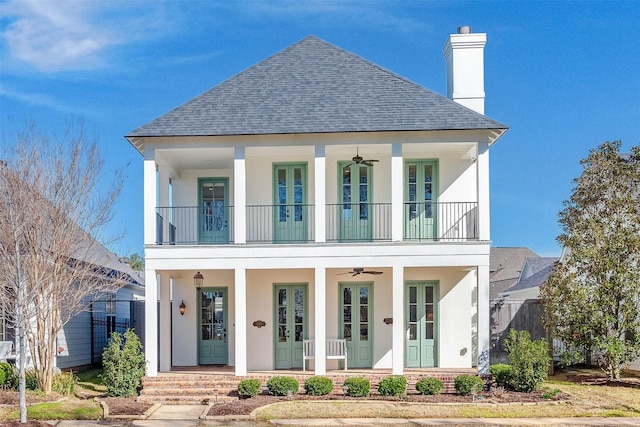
xmin=165 ymin=365 xmax=476 ymax=377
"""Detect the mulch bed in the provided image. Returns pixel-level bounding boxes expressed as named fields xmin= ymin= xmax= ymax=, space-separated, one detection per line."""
xmin=207 ymin=389 xmax=569 ymax=417
xmin=0 ymin=390 xmax=62 ymax=405
xmin=101 ymin=396 xmax=153 ymax=416
xmin=3 ymin=422 xmax=52 ymax=427
xmin=564 ymin=374 xmax=640 ymax=389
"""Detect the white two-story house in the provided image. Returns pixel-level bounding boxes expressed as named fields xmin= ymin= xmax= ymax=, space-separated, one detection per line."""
xmin=126 ymin=27 xmax=507 ymax=377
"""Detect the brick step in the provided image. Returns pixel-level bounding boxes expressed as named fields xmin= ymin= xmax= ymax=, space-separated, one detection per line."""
xmin=141 ymin=388 xmax=237 ymax=397
xmin=141 ymin=381 xmax=242 ymax=388
xmin=138 ymin=394 xmax=237 ymax=405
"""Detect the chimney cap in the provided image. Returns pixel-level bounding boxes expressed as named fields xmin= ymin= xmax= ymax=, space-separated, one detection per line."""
xmin=457 ymin=26 xmax=471 ymax=34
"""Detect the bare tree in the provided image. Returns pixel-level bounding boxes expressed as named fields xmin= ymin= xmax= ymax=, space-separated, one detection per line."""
xmin=0 ymin=123 xmax=127 ymax=419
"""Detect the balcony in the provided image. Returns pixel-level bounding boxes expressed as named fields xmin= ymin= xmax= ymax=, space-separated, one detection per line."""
xmin=155 ymin=202 xmax=477 ymax=245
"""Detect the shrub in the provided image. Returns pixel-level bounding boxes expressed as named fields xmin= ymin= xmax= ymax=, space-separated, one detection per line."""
xmin=489 ymin=364 xmax=513 ymax=388
xmin=0 ymin=362 xmax=18 ymax=390
xmin=237 ymin=379 xmax=262 ymax=398
xmin=304 ymin=376 xmax=334 ymax=396
xmin=377 ymin=375 xmax=407 ymax=396
xmin=25 ymin=369 xmax=39 ymax=391
xmin=342 ymin=377 xmax=370 ymax=397
xmin=415 ymin=377 xmax=444 ymax=395
xmin=52 ymin=371 xmax=78 ymax=395
xmin=454 ymin=374 xmax=484 ymax=396
xmin=266 ymin=376 xmax=299 ymax=396
xmin=541 ymin=388 xmax=561 ymax=399
xmin=0 ymin=362 xmax=7 ymax=387
xmin=504 ymin=329 xmax=550 ymax=392
xmin=101 ymin=329 xmax=146 ymax=397
xmin=492 ymin=386 xmax=506 ymax=398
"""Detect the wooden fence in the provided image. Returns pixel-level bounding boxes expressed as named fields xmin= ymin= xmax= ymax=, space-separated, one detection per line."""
xmin=490 ymin=299 xmax=547 ymax=365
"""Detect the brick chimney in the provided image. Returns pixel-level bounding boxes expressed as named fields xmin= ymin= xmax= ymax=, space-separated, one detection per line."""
xmin=443 ymin=26 xmax=487 ymax=115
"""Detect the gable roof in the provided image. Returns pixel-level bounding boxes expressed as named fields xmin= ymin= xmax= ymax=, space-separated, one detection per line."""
xmin=127 ymin=35 xmax=507 ymax=148
xmin=490 ymin=247 xmax=539 ymax=299
xmin=505 ymin=257 xmax=558 ymax=294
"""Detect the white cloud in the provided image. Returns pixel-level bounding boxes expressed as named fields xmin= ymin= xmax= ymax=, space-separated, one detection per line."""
xmin=1 ymin=0 xmax=168 ymax=72
xmin=0 ymin=84 xmax=88 ymax=116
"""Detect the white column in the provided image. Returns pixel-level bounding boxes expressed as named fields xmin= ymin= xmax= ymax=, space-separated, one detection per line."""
xmin=143 ymin=151 xmax=157 ymax=245
xmin=234 ymin=147 xmax=247 ymax=244
xmin=314 ymin=267 xmax=326 ymax=374
xmin=477 ymin=264 xmax=490 ymax=374
xmin=476 ymin=141 xmax=490 ymax=241
xmin=158 ymin=274 xmax=171 ymax=372
xmin=314 ymin=145 xmax=326 ymax=243
xmin=392 ymin=265 xmax=404 ymax=374
xmin=144 ymin=269 xmax=158 ymax=376
xmin=391 ymin=143 xmax=404 ymax=242
xmin=234 ymin=268 xmax=247 ymax=376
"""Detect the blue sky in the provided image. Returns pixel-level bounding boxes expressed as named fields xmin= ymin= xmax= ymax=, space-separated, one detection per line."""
xmin=1 ymin=0 xmax=638 ymax=257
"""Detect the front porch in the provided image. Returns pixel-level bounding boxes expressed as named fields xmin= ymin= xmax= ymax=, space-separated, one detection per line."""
xmin=146 ymin=261 xmax=492 ymax=379
xmin=139 ymin=366 xmax=478 ymax=404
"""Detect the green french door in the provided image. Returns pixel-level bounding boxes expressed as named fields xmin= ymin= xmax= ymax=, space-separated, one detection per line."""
xmin=274 ymin=284 xmax=307 ymax=369
xmin=199 ymin=287 xmax=228 ymax=365
xmin=198 ymin=178 xmax=229 ymax=243
xmin=274 ymin=164 xmax=307 ymax=242
xmin=339 ymin=162 xmax=372 ymax=241
xmin=405 ymin=161 xmax=438 ymax=240
xmin=340 ymin=283 xmax=373 ymax=368
xmin=406 ymin=282 xmax=438 ymax=368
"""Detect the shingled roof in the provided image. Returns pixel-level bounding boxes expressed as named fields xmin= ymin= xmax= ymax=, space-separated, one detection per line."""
xmin=127 ymin=35 xmax=507 ymax=143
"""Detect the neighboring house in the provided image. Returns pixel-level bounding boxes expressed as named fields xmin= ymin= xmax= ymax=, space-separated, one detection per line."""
xmin=54 ymin=259 xmax=145 ymax=370
xmin=127 ymin=29 xmax=508 ymax=377
xmin=1 ymin=250 xmax=144 ymax=370
xmin=490 ymin=256 xmax=557 ymax=363
xmin=489 ymin=247 xmax=539 ymax=300
xmin=499 ymin=257 xmax=559 ymax=301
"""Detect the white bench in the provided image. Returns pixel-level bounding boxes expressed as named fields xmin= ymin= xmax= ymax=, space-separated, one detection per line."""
xmin=303 ymin=339 xmax=347 ymax=372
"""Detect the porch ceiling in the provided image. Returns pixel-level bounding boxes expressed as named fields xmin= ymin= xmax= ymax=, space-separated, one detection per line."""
xmin=155 ymin=141 xmax=476 ymax=171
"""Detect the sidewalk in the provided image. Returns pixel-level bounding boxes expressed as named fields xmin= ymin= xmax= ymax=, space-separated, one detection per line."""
xmin=41 ymin=401 xmax=640 ymax=426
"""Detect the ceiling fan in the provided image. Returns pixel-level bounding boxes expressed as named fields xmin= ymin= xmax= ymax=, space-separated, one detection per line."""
xmin=337 ymin=267 xmax=383 ymax=277
xmin=346 ymin=148 xmax=379 ymax=167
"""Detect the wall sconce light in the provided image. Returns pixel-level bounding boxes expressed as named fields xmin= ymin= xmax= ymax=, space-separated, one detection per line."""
xmin=193 ymin=271 xmax=204 ymax=288
xmin=179 ymin=300 xmax=186 ymax=316
xmin=383 ymin=317 xmax=393 ymax=325
xmin=253 ymin=320 xmax=266 ymax=328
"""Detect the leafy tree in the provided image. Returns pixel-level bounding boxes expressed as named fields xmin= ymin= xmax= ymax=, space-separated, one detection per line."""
xmin=541 ymin=141 xmax=640 ymax=380
xmin=0 ymin=122 xmax=125 ymax=420
xmin=128 ymin=252 xmax=144 ymax=271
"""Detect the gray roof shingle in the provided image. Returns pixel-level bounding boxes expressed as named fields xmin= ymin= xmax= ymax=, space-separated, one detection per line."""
xmin=506 ymin=258 xmax=558 ymax=293
xmin=127 ymin=35 xmax=507 ymax=140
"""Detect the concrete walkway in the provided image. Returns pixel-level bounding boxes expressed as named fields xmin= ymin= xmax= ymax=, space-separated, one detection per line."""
xmin=34 ymin=404 xmax=640 ymax=426
xmin=41 ymin=406 xmax=640 ymax=426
